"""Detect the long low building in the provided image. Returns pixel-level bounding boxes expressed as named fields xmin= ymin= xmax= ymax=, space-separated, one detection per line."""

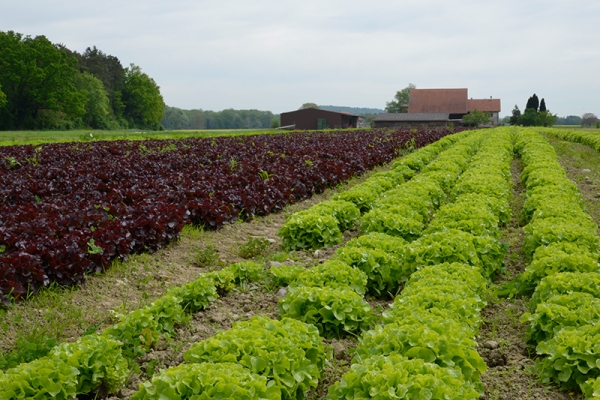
xmin=372 ymin=113 xmax=460 ymax=128
xmin=280 ymin=108 xmax=360 ymax=130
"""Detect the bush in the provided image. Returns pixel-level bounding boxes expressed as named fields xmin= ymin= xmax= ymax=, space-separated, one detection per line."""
xmin=278 ymin=286 xmax=374 ymax=339
xmin=184 ymin=316 xmax=324 ymax=399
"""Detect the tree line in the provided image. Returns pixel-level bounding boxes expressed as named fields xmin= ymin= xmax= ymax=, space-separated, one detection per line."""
xmin=508 ymin=94 xmax=556 ymax=127
xmin=0 ymin=31 xmax=165 ymax=131
xmin=161 ymin=107 xmax=278 ymax=130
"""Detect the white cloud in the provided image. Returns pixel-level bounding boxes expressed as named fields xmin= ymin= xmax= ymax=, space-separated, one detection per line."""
xmin=2 ymin=0 xmax=599 ymax=115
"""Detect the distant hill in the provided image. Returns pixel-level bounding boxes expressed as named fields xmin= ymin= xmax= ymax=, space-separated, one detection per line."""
xmin=319 ymin=105 xmax=384 ymax=115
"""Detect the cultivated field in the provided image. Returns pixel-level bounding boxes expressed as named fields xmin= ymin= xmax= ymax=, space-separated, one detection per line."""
xmin=1 ymin=127 xmax=600 ymax=399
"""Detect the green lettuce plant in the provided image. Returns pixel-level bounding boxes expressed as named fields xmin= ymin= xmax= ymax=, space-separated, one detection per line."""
xmin=184 ymin=316 xmax=324 ymax=399
xmin=131 ymin=362 xmax=281 ymax=400
xmin=326 ymin=354 xmax=480 ymax=400
xmin=292 ymin=260 xmax=368 ymax=295
xmin=530 ymin=272 xmax=600 ymax=310
xmin=279 ymin=212 xmax=342 ymax=250
xmin=278 ymin=286 xmax=374 ymax=339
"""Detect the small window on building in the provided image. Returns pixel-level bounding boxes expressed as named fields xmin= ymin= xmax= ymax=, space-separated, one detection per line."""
xmin=317 ymin=118 xmax=327 ymax=130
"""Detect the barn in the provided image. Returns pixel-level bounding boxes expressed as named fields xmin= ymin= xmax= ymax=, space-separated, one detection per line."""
xmin=280 ymin=108 xmax=360 ymax=130
xmin=373 ymin=88 xmax=501 ymax=128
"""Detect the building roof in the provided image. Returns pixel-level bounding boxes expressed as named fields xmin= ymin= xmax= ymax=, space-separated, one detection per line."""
xmin=373 ymin=113 xmax=450 ymax=122
xmin=467 ymin=98 xmax=501 ymax=113
xmin=408 ymin=89 xmax=468 ymax=114
xmin=280 ymin=107 xmax=360 ymax=118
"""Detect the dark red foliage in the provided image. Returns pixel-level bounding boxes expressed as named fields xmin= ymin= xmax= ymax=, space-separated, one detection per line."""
xmin=0 ymin=128 xmax=459 ymax=302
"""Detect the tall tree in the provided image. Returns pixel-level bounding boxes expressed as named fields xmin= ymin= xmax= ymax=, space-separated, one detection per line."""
xmin=582 ymin=113 xmax=599 ymax=127
xmin=0 ymin=31 xmax=86 ymax=129
xmin=509 ymin=105 xmax=521 ymax=125
xmin=539 ymin=98 xmax=547 ymax=112
xmin=299 ymin=103 xmax=319 ymax=109
xmin=75 ymin=46 xmax=126 ymax=119
xmin=73 ymin=72 xmax=111 ymax=129
xmin=385 ymin=84 xmax=416 ymax=113
xmin=121 ymin=64 xmax=165 ymax=130
xmin=525 ymin=93 xmax=539 ymax=112
xmin=0 ymin=84 xmax=6 ymax=109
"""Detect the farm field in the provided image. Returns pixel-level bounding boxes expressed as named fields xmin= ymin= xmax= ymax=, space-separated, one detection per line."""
xmin=1 ymin=127 xmax=600 ymax=399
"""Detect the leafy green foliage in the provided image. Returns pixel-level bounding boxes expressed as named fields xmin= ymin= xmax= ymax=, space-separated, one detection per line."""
xmin=311 ymin=200 xmax=362 ymax=231
xmin=279 ymin=212 xmax=343 ymax=250
xmin=355 ymin=315 xmax=486 ymax=386
xmin=344 ymin=232 xmax=406 ymax=261
xmin=333 ymin=246 xmax=407 ymax=297
xmin=462 ymin=109 xmax=491 ymax=127
xmin=0 ymin=356 xmax=79 ymax=399
xmin=204 ymin=268 xmax=236 ymax=293
xmin=229 ymin=261 xmax=266 ymax=285
xmin=359 ymin=208 xmax=424 ymax=241
xmin=374 ymin=191 xmax=431 ymax=222
xmin=292 ymin=260 xmax=368 ymax=295
xmin=581 ymin=376 xmax=600 ymax=399
xmin=536 ymin=323 xmax=600 ymax=389
xmin=529 ymin=272 xmax=600 ymax=310
xmin=405 ymin=230 xmax=505 ymax=280
xmin=131 ymin=362 xmax=281 ymax=400
xmin=168 ymin=275 xmax=218 ymax=313
xmin=52 ymin=335 xmax=129 ymax=394
xmin=122 ymin=64 xmax=165 ymax=129
xmin=278 ymin=286 xmax=374 ymax=339
xmin=266 ymin=264 xmax=306 ymax=288
xmin=425 ymin=201 xmax=500 ymax=238
xmin=0 ymin=333 xmax=57 ymax=370
xmin=184 ymin=317 xmax=324 ymax=399
xmin=333 ymin=184 xmax=383 ymax=213
xmin=327 ymin=354 xmax=480 ymax=400
xmin=511 ymin=242 xmax=599 ymax=296
xmin=238 ymin=237 xmax=271 ymax=259
xmin=522 ymin=292 xmax=600 ymax=344
xmin=522 ymin=217 xmax=600 ymax=260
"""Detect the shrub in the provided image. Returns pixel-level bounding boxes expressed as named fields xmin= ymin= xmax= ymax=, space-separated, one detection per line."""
xmin=278 ymin=286 xmax=374 ymax=339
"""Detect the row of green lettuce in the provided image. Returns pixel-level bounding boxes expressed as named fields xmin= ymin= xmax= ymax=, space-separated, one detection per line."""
xmin=536 ymin=127 xmax=600 ymax=151
xmin=0 ymin=260 xmax=311 ymax=399
xmin=502 ymin=128 xmax=600 ymax=398
xmin=124 ymin=128 xmax=488 ymax=398
xmin=325 ymin=128 xmax=513 ymax=399
xmin=278 ymin=130 xmax=477 ymax=250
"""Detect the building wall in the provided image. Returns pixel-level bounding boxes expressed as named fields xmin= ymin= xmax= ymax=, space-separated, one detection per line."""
xmin=373 ymin=120 xmax=449 ymax=129
xmin=280 ymin=108 xmax=357 ymax=130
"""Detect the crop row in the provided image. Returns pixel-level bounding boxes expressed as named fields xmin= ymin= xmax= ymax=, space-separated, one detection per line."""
xmin=506 ymin=129 xmax=600 ymax=398
xmin=323 ymin=128 xmax=513 ymax=399
xmin=0 ymin=128 xmax=457 ymax=303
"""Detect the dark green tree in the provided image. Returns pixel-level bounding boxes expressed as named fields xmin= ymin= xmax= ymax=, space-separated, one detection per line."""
xmin=73 ymin=72 xmax=111 ymax=129
xmin=121 ymin=64 xmax=165 ymax=130
xmin=509 ymin=105 xmax=521 ymax=125
xmin=462 ymin=109 xmax=491 ymax=127
xmin=539 ymin=98 xmax=547 ymax=112
xmin=525 ymin=94 xmax=539 ymax=112
xmin=385 ymin=83 xmax=416 ymax=113
xmin=299 ymin=103 xmax=319 ymax=109
xmin=0 ymin=31 xmax=86 ymax=130
xmin=0 ymin=84 xmax=6 ymax=109
xmin=518 ymin=108 xmax=538 ymax=126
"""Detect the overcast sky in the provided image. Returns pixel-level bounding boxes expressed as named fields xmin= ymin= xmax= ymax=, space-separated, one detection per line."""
xmin=3 ymin=1 xmax=599 ymax=117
